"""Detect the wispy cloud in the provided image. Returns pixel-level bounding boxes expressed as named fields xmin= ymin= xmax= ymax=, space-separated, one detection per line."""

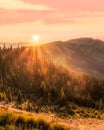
xmin=23 ymin=0 xmax=104 ymax=11
xmin=0 ymin=0 xmax=104 ymax=42
xmin=0 ymin=0 xmax=52 ymax=10
xmin=0 ymin=0 xmax=104 ymax=25
xmin=0 ymin=9 xmax=77 ymax=24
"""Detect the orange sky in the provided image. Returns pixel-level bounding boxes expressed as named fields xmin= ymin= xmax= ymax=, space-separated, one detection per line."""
xmin=0 ymin=0 xmax=104 ymax=43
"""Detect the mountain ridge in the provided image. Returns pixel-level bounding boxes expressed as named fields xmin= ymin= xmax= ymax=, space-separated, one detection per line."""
xmin=0 ymin=37 xmax=104 ymax=76
xmin=40 ymin=38 xmax=104 ymax=77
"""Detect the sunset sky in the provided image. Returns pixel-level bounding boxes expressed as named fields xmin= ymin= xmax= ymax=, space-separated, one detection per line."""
xmin=0 ymin=0 xmax=104 ymax=43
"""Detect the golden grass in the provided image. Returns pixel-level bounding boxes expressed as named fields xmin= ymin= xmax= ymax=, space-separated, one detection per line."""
xmin=0 ymin=108 xmax=71 ymax=130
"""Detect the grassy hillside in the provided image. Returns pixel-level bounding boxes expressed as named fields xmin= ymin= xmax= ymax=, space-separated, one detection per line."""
xmin=0 ymin=46 xmax=104 ymax=115
xmin=0 ymin=107 xmax=104 ymax=130
xmin=0 ymin=108 xmax=71 ymax=130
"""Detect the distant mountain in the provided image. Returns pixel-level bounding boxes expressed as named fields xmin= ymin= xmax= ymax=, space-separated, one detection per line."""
xmin=40 ymin=38 xmax=104 ymax=77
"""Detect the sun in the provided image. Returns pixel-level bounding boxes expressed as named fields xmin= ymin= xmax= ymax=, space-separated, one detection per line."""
xmin=32 ymin=34 xmax=40 ymax=42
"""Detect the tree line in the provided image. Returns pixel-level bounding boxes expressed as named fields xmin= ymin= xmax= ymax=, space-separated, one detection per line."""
xmin=0 ymin=46 xmax=104 ymax=112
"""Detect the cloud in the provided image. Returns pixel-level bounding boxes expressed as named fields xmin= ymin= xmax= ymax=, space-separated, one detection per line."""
xmin=0 ymin=9 xmax=77 ymax=25
xmin=0 ymin=9 xmax=47 ymax=24
xmin=0 ymin=8 xmax=104 ymax=25
xmin=0 ymin=0 xmax=104 ymax=25
xmin=23 ymin=0 xmax=104 ymax=11
xmin=0 ymin=0 xmax=52 ymax=10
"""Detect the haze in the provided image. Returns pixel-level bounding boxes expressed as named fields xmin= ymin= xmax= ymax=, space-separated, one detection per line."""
xmin=0 ymin=0 xmax=104 ymax=43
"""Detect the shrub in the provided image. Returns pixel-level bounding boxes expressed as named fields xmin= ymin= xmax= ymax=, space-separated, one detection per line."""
xmin=0 ymin=112 xmax=14 ymax=126
xmin=36 ymin=118 xmax=50 ymax=130
xmin=51 ymin=123 xmax=66 ymax=130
